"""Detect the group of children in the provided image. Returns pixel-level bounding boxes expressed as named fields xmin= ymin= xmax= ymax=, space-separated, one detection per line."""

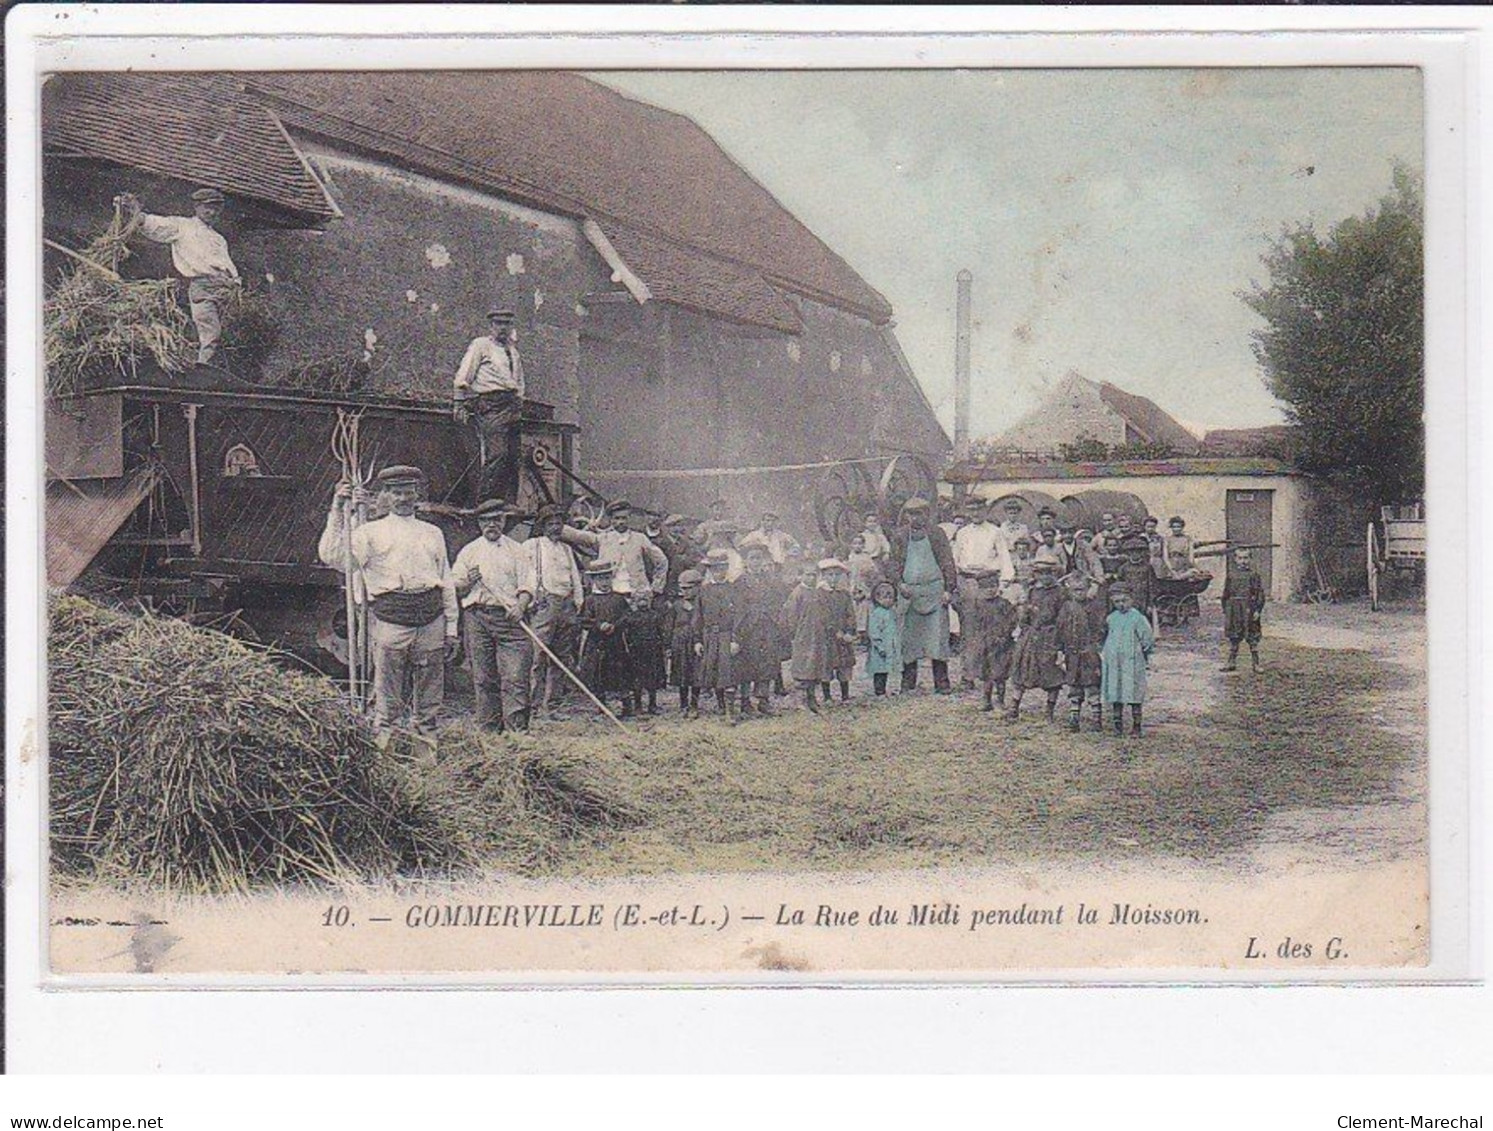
xmin=578 ymin=541 xmax=894 ymax=723
xmin=564 ymin=490 xmax=1277 ymax=739
xmin=572 ymin=541 xmax=1169 ymax=738
xmin=959 ymin=562 xmax=1157 ymax=735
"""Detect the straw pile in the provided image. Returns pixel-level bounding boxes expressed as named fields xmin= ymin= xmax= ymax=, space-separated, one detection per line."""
xmin=410 ymin=723 xmax=649 ymax=872
xmin=44 ymin=223 xmax=194 ymax=397
xmin=48 ymin=596 xmax=646 ymax=891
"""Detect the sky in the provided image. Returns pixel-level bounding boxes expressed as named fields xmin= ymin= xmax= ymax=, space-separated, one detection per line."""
xmin=592 ymin=68 xmax=1422 ymax=440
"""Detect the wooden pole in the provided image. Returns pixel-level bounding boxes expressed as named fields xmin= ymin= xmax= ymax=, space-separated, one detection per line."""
xmin=43 ymin=238 xmax=124 ymax=281
xmin=516 ymin=617 xmax=629 ymax=734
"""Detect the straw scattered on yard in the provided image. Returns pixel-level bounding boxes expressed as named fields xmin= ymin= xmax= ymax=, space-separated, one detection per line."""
xmin=48 ymin=596 xmax=645 ymax=892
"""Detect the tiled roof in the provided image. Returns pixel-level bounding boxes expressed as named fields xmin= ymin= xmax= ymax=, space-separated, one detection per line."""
xmin=944 ymin=457 xmax=1298 ymax=485
xmin=598 ymin=221 xmax=803 ymax=334
xmin=1096 ymin=382 xmax=1202 ymax=453
xmin=1199 ymin=424 xmax=1299 ymax=459
xmin=243 ymin=71 xmax=893 ymax=327
xmin=42 ymin=73 xmax=338 ymax=222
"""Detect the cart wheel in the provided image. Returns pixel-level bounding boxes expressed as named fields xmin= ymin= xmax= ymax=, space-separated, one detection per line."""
xmin=1366 ymin=522 xmax=1381 ymax=611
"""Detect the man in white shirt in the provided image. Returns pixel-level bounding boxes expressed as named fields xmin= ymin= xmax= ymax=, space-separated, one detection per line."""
xmin=319 ymin=465 xmax=459 ymax=748
xmin=454 ymin=308 xmax=525 ymax=504
xmin=525 ymin=502 xmax=585 ymax=711
xmin=452 ymin=498 xmax=537 ymax=732
xmin=119 ymin=186 xmax=241 ymax=366
xmin=952 ymin=497 xmax=1014 ymax=632
xmin=562 ymin=499 xmax=668 ymax=596
xmin=741 ymin=509 xmax=801 ymax=569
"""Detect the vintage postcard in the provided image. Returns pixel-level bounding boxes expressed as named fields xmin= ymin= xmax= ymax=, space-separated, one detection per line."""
xmin=14 ymin=23 xmax=1473 ymax=987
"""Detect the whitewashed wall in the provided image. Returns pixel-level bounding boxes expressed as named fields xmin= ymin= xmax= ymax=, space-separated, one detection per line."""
xmin=968 ymin=474 xmax=1312 ymax=602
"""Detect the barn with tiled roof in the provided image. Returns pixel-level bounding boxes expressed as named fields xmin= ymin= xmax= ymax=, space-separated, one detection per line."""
xmin=42 ymin=69 xmax=948 ymax=527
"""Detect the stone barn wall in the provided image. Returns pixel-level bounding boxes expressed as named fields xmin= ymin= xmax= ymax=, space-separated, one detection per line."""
xmin=577 ymin=297 xmax=950 ymax=538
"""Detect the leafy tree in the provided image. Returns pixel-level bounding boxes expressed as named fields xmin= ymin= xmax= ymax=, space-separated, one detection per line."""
xmin=1243 ymin=166 xmax=1423 ymax=508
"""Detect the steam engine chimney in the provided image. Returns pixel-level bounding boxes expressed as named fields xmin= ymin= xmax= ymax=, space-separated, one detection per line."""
xmin=954 ymin=269 xmax=973 ymax=461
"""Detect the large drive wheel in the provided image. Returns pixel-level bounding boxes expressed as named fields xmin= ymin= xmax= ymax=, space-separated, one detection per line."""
xmin=1367 ymin=522 xmax=1382 ymax=611
xmin=815 ymin=464 xmax=872 ymax=544
xmin=876 ymin=454 xmax=939 ymax=518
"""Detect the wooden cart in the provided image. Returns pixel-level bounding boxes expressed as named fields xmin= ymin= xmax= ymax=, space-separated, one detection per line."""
xmin=1367 ymin=502 xmax=1426 ymax=610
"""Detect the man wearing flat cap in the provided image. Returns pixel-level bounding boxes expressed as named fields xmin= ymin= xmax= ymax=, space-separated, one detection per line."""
xmin=118 ymin=186 xmax=241 ymax=366
xmin=319 ymin=465 xmax=459 ymax=750
xmin=885 ymin=496 xmax=958 ymax=693
xmin=453 ymin=498 xmax=537 ymax=732
xmin=561 ymin=498 xmax=668 ymax=598
xmin=454 ymin=307 xmax=525 ymax=505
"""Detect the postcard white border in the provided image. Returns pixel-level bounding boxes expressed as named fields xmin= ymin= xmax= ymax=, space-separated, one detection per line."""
xmin=5 ymin=4 xmax=1487 ymax=1071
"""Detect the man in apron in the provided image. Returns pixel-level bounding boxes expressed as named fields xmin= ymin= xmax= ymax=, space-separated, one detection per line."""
xmin=886 ymin=496 xmax=957 ymax=693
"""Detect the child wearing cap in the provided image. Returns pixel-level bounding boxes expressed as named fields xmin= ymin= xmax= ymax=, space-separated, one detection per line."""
xmin=965 ymin=573 xmax=1018 ymax=713
xmin=786 ymin=559 xmax=857 ymax=712
xmin=578 ymin=563 xmax=634 ymax=717
xmin=1006 ymin=560 xmax=1066 ymax=723
xmin=865 ymin=579 xmax=903 ymax=696
xmin=1101 ymin=584 xmax=1155 ymax=737
xmin=669 ymin=569 xmax=704 ymax=716
xmin=694 ymin=550 xmax=741 ymax=723
xmin=1056 ymin=573 xmax=1105 ymax=732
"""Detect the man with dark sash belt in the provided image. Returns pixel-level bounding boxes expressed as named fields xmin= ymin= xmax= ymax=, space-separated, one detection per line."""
xmin=453 ymin=307 xmax=525 ymax=505
xmin=321 ymin=465 xmax=458 ymax=751
xmin=886 ymin=496 xmax=957 ymax=693
xmin=453 ymin=499 xmax=537 ymax=732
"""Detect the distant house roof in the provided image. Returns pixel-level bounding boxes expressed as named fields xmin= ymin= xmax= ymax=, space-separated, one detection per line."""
xmin=944 ymin=457 xmax=1299 ymax=485
xmin=1199 ymin=424 xmax=1300 ymax=460
xmin=42 ymin=73 xmax=339 ymax=223
xmin=1095 ymin=382 xmax=1202 ymax=453
xmin=241 ymin=71 xmax=893 ymax=331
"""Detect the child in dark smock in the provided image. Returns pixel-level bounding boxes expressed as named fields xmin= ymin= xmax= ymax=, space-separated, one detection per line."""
xmin=786 ymin=558 xmax=857 ymax=713
xmin=733 ymin=543 xmax=786 ymax=717
xmin=578 ymin=562 xmax=634 ymax=717
xmin=669 ymin=569 xmax=704 ymax=716
xmin=621 ymin=590 xmax=667 ymax=716
xmin=965 ymin=573 xmax=1018 ymax=712
xmin=1006 ymin=558 xmax=1066 ymax=722
xmin=693 ymin=549 xmax=740 ymax=723
xmin=1056 ymin=572 xmax=1105 ymax=732
xmin=1220 ymin=546 xmax=1266 ymax=673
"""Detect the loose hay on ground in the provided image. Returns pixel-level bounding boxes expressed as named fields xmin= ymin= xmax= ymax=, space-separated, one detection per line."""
xmin=48 ymin=597 xmax=643 ymax=891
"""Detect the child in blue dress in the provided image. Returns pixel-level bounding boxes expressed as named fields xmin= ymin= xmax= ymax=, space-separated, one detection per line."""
xmin=1100 ymin=583 xmax=1156 ymax=737
xmin=865 ymin=580 xmax=902 ymax=696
